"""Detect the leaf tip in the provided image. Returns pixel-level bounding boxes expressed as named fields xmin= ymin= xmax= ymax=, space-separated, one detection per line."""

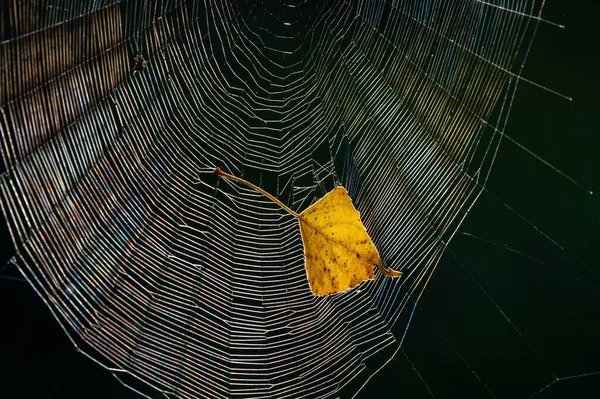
xmin=375 ymin=263 xmax=403 ymax=278
xmin=388 ymin=269 xmax=403 ymax=278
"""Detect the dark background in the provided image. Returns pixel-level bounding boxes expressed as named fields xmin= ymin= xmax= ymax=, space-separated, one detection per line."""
xmin=1 ymin=1 xmax=599 ymax=398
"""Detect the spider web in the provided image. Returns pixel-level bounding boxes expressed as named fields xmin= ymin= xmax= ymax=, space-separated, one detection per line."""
xmin=1 ymin=0 xmax=598 ymax=398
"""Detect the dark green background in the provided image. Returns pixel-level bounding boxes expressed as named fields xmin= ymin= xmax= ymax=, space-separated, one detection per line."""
xmin=1 ymin=1 xmax=598 ymax=398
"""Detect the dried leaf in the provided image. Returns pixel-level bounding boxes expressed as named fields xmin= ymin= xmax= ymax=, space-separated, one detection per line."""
xmin=214 ymin=168 xmax=402 ymax=297
xmin=299 ymin=187 xmax=376 ymax=295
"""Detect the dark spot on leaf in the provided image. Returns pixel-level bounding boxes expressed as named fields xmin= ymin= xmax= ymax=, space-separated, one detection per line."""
xmin=356 ymin=253 xmax=360 ymax=258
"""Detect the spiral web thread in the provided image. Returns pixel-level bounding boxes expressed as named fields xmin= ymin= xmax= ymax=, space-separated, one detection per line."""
xmin=1 ymin=0 xmax=539 ymax=398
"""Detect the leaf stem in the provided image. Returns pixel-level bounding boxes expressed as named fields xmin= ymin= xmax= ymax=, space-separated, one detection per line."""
xmin=214 ymin=168 xmax=301 ymax=219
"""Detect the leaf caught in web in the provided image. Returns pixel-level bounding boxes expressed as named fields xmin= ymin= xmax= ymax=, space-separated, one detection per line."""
xmin=215 ymin=168 xmax=402 ymax=296
xmin=299 ymin=186 xmax=402 ymax=295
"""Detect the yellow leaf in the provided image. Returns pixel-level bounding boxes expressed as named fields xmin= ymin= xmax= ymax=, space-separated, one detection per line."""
xmin=214 ymin=168 xmax=402 ymax=296
xmin=299 ymin=186 xmax=382 ymax=296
